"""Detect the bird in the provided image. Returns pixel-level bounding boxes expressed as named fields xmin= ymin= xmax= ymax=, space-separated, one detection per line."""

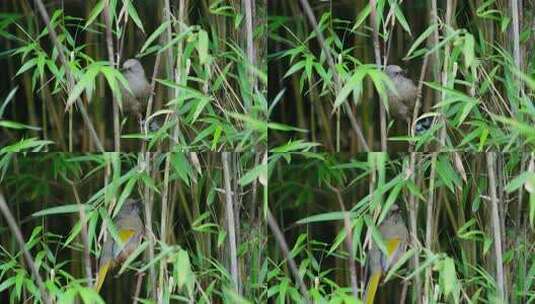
xmin=120 ymin=59 xmax=150 ymax=117
xmin=94 ymin=199 xmax=144 ymax=292
xmin=385 ymin=65 xmax=418 ymax=123
xmin=365 ymin=203 xmax=409 ymax=304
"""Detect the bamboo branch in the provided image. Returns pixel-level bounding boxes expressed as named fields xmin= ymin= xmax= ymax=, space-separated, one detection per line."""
xmin=0 ymin=192 xmax=52 ymax=304
xmin=33 ymin=0 xmax=104 ymax=151
xmin=266 ymin=208 xmax=311 ymax=303
xmin=298 ymin=0 xmax=369 ymax=151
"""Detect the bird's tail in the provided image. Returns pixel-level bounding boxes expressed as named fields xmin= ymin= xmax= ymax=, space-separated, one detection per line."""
xmin=94 ymin=261 xmax=111 ymax=292
xmin=365 ymin=271 xmax=382 ymax=304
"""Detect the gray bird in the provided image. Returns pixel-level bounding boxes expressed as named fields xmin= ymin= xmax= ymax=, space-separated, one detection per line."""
xmin=121 ymin=59 xmax=150 ymax=116
xmin=385 ymin=65 xmax=418 ymax=122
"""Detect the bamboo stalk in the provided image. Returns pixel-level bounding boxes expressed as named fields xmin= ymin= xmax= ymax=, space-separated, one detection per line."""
xmin=407 ymin=152 xmax=421 ymax=304
xmin=368 ymin=0 xmax=387 ymax=151
xmin=141 ymin=152 xmax=157 ymax=300
xmin=423 ymin=153 xmax=438 ymax=302
xmin=486 ymin=152 xmax=505 ymax=301
xmin=222 ymin=152 xmax=239 ymax=293
xmin=244 ymin=0 xmax=256 ymax=92
xmin=103 ymin=0 xmax=121 ymax=151
xmin=331 ymin=186 xmax=359 ymax=301
xmin=158 ymin=153 xmax=172 ymax=299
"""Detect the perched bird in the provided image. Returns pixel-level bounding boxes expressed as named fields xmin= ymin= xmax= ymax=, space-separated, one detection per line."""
xmin=365 ymin=204 xmax=408 ymax=304
xmin=94 ymin=199 xmax=144 ymax=292
xmin=385 ymin=65 xmax=418 ymax=123
xmin=121 ymin=59 xmax=150 ymax=117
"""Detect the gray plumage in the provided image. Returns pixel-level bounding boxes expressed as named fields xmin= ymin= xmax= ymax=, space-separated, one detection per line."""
xmin=121 ymin=59 xmax=150 ymax=116
xmin=385 ymin=65 xmax=418 ymax=122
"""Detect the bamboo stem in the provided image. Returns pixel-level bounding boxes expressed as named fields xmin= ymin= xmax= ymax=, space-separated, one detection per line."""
xmin=368 ymin=0 xmax=387 ymax=151
xmin=486 ymin=152 xmax=505 ymax=301
xmin=407 ymin=152 xmax=421 ymax=303
xmin=423 ymin=153 xmax=438 ymax=302
xmin=103 ymin=0 xmax=121 ymax=151
xmin=331 ymin=187 xmax=359 ymax=301
xmin=222 ymin=152 xmax=239 ymax=293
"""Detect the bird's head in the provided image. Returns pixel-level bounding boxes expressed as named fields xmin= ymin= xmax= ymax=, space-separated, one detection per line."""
xmin=385 ymin=65 xmax=407 ymax=78
xmin=120 ymin=199 xmax=143 ymax=216
xmin=386 ymin=203 xmax=404 ymax=223
xmin=122 ymin=59 xmax=145 ymax=76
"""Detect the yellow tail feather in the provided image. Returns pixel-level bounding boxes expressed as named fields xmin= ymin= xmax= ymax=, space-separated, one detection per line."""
xmin=365 ymin=271 xmax=382 ymax=304
xmin=94 ymin=261 xmax=111 ymax=292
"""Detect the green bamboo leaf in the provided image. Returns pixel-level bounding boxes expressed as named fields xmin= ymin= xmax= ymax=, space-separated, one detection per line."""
xmin=391 ymin=2 xmax=411 ymax=36
xmin=140 ymin=20 xmax=171 ymax=54
xmin=84 ymin=0 xmax=105 ymax=30
xmin=0 ymin=120 xmax=41 ymax=131
xmin=32 ymin=204 xmax=92 ymax=217
xmin=197 ymin=30 xmax=209 ymax=65
xmin=352 ymin=4 xmax=371 ymax=31
xmin=125 ymin=0 xmax=145 ymax=33
xmin=239 ymin=162 xmax=267 ymax=186
xmin=404 ymin=24 xmax=437 ymax=59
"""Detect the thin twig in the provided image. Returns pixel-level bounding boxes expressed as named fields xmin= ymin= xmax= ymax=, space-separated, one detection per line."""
xmin=298 ymin=0 xmax=369 ymax=151
xmin=266 ymin=209 xmax=311 ymax=303
xmin=33 ymin=0 xmax=104 ymax=151
xmin=222 ymin=152 xmax=239 ymax=293
xmin=0 ymin=192 xmax=52 ymax=304
xmin=133 ymin=272 xmax=145 ymax=304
